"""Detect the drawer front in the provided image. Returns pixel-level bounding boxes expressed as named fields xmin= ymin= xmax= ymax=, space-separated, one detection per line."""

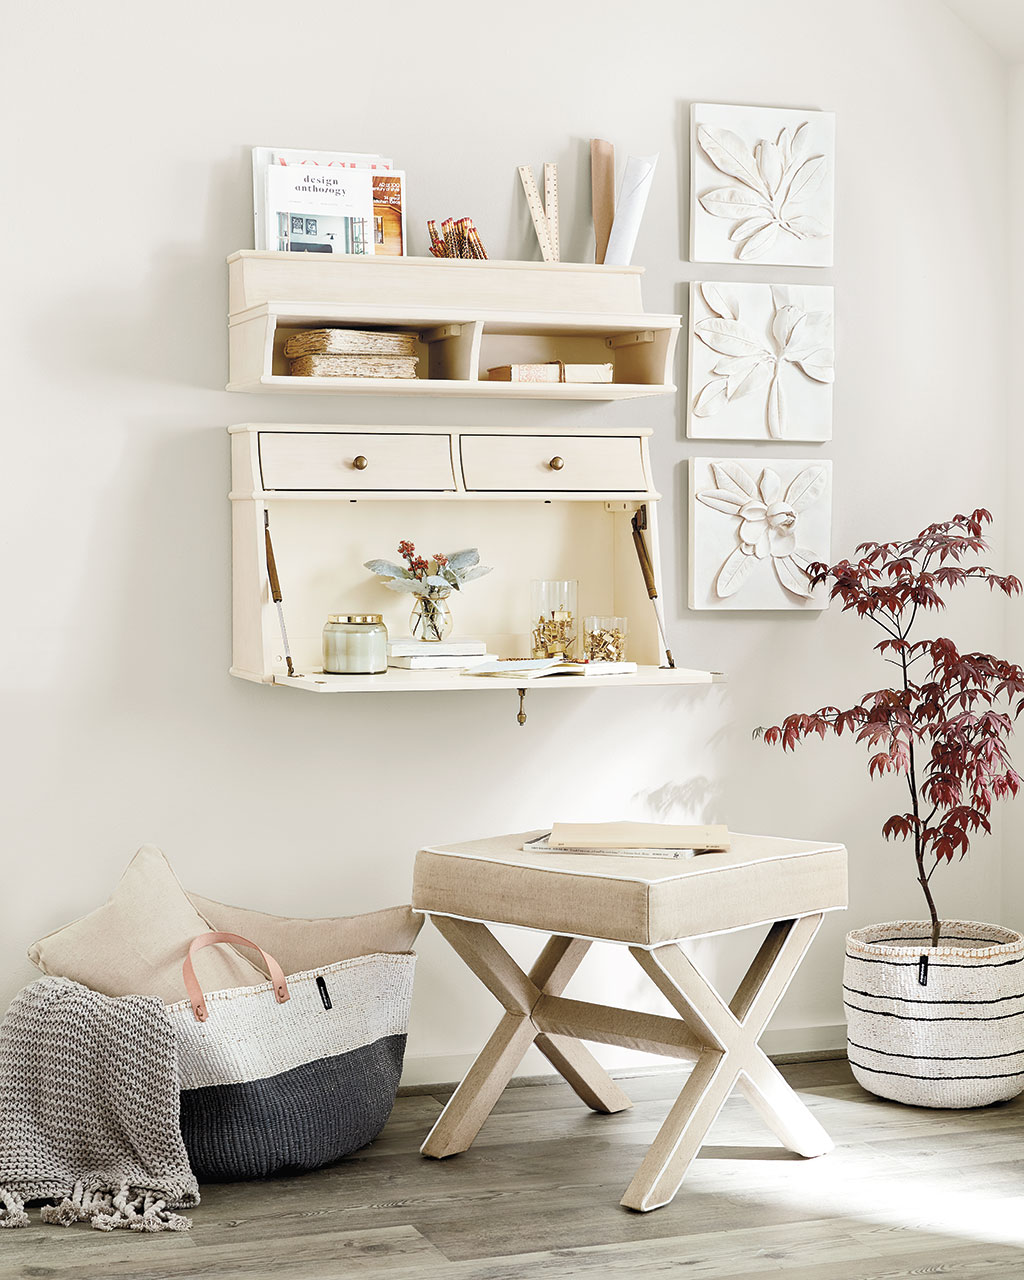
xmin=460 ymin=435 xmax=647 ymax=493
xmin=259 ymin=433 xmax=456 ymax=491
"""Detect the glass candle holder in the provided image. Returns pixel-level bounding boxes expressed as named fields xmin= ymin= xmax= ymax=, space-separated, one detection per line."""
xmin=323 ymin=614 xmax=388 ymax=674
xmin=584 ymin=615 xmax=628 ymax=662
xmin=531 ymin=580 xmax=578 ymax=659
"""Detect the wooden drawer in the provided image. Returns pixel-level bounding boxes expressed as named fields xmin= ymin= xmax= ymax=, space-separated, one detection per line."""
xmin=460 ymin=435 xmax=647 ymax=492
xmin=259 ymin=432 xmax=456 ymax=491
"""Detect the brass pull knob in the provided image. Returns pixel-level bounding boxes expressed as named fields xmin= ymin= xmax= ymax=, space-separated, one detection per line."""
xmin=352 ymin=455 xmax=369 ymax=471
xmin=548 ymin=456 xmax=565 ymax=471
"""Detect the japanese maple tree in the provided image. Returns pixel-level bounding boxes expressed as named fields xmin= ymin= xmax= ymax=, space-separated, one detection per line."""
xmin=757 ymin=510 xmax=1024 ymax=946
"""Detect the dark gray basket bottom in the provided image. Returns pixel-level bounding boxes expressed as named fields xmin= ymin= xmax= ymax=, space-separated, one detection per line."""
xmin=180 ymin=1033 xmax=407 ymax=1182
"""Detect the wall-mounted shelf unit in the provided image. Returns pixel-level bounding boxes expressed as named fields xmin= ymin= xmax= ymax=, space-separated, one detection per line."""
xmin=229 ymin=424 xmax=722 ymax=706
xmin=227 ymin=253 xmax=681 ymax=401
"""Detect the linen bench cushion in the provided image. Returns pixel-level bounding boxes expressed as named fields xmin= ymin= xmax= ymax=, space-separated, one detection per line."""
xmin=413 ymin=831 xmax=848 ymax=946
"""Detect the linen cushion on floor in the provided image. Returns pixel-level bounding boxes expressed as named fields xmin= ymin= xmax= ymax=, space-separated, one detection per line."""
xmin=27 ymin=845 xmax=265 ymax=1002
xmin=186 ymin=896 xmax=423 ymax=976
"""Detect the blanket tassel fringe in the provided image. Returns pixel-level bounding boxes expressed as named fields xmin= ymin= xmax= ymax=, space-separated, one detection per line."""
xmin=0 ymin=1182 xmax=192 ymax=1231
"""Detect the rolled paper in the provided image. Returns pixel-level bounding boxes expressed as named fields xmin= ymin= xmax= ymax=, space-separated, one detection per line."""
xmin=591 ymin=139 xmax=615 ymax=264
xmin=604 ymin=153 xmax=658 ymax=267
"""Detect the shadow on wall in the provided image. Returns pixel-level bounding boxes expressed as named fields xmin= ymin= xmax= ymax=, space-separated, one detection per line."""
xmin=678 ymin=100 xmax=691 ymax=266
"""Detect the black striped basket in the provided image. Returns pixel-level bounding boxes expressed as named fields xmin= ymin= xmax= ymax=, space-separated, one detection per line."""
xmin=844 ymin=920 xmax=1024 ymax=1108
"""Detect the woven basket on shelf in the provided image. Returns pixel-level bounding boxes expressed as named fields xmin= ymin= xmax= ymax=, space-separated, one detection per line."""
xmin=844 ymin=920 xmax=1024 ymax=1109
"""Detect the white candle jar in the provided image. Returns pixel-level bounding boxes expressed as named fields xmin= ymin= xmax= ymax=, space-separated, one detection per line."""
xmin=322 ymin=614 xmax=388 ymax=674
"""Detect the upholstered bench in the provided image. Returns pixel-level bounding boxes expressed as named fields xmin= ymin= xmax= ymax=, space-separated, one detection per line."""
xmin=412 ymin=830 xmax=847 ymax=1212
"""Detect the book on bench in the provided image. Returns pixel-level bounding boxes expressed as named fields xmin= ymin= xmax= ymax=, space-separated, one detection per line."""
xmin=523 ymin=822 xmax=731 ymax=860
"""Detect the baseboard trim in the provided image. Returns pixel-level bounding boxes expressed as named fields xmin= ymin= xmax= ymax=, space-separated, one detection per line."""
xmin=398 ymin=1023 xmax=848 ymax=1094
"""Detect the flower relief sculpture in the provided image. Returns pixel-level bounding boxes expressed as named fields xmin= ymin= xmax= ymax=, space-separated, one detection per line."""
xmin=692 ymin=283 xmax=834 ymax=439
xmin=695 ymin=460 xmax=830 ymax=601
xmin=691 ymin=104 xmax=835 ymax=267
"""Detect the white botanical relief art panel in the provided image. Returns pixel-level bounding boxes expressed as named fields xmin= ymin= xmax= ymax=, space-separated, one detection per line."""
xmin=690 ymin=103 xmax=835 ymax=267
xmin=688 ymin=457 xmax=831 ymax=611
xmin=688 ymin=282 xmax=834 ymax=441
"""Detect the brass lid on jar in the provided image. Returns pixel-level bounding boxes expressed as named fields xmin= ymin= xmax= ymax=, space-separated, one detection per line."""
xmin=327 ymin=613 xmax=384 ymax=625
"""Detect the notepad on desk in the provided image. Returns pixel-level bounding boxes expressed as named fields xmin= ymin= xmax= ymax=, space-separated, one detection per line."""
xmin=524 ymin=821 xmax=731 ymax=860
xmin=468 ymin=659 xmax=638 ymax=680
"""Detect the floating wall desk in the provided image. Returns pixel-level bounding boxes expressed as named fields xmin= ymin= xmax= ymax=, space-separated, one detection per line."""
xmin=229 ymin=424 xmax=722 ymax=709
xmin=413 ymin=831 xmax=848 ymax=1212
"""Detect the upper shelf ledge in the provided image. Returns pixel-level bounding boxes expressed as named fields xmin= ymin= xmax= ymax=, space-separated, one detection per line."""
xmin=228 ymin=250 xmax=650 ymax=314
xmin=226 ymin=252 xmax=681 ymax=401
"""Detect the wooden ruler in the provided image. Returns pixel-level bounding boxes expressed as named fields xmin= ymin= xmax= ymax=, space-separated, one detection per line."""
xmin=518 ymin=163 xmax=559 ymax=262
xmin=544 ymin=162 xmax=559 ymax=260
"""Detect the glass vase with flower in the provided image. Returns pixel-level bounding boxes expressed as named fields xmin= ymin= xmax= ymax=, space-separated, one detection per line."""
xmin=365 ymin=540 xmax=492 ymax=642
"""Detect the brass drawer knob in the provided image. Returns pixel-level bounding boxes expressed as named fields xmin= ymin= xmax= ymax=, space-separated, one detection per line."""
xmin=352 ymin=455 xmax=369 ymax=470
xmin=548 ymin=456 xmax=565 ymax=471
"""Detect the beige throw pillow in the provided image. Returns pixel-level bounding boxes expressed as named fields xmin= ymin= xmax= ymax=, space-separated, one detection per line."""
xmin=186 ymin=896 xmax=424 ymax=976
xmin=27 ymin=845 xmax=266 ymax=1002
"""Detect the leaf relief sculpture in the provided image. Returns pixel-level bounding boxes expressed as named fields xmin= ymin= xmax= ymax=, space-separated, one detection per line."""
xmin=697 ymin=122 xmax=828 ymax=261
xmin=696 ymin=461 xmax=828 ymax=600
xmin=693 ymin=284 xmax=833 ymax=438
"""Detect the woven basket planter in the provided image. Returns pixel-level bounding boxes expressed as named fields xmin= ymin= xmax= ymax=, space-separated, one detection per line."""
xmin=844 ymin=920 xmax=1024 ymax=1108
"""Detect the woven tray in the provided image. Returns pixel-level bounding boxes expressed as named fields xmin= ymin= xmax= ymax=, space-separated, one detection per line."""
xmin=283 ymin=328 xmax=418 ymax=358
xmin=289 ymin=353 xmax=420 ymax=379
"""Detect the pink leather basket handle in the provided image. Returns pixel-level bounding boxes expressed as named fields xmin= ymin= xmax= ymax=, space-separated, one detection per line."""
xmin=183 ymin=931 xmax=290 ymax=1023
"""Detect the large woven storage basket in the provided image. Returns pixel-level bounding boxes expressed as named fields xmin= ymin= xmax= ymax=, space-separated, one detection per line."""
xmin=844 ymin=920 xmax=1024 ymax=1108
xmin=167 ymin=936 xmax=415 ymax=1181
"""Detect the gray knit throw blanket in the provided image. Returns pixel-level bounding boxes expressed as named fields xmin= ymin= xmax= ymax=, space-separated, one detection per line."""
xmin=0 ymin=978 xmax=199 ymax=1231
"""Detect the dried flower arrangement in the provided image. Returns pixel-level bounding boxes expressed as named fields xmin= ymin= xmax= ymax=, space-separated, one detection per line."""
xmin=364 ymin=541 xmax=492 ymax=641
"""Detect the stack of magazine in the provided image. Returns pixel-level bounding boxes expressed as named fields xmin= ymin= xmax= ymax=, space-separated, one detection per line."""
xmin=523 ymin=822 xmax=731 ymax=861
xmin=252 ymin=147 xmax=406 ymax=257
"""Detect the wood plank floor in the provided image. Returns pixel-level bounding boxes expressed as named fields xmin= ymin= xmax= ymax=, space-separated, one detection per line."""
xmin=5 ymin=1059 xmax=1024 ymax=1279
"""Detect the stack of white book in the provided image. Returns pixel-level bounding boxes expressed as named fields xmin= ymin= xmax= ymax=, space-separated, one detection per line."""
xmin=387 ymin=639 xmax=497 ymax=670
xmin=524 ymin=822 xmax=731 ymax=861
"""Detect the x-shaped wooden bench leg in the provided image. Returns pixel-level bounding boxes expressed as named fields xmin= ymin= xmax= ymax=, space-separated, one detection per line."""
xmin=622 ymin=913 xmax=832 ymax=1211
xmin=420 ymin=916 xmax=633 ymax=1159
xmin=421 ymin=912 xmax=832 ymax=1213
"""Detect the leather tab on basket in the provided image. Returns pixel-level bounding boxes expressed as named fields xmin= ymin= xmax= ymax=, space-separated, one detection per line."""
xmin=183 ymin=931 xmax=291 ymax=1023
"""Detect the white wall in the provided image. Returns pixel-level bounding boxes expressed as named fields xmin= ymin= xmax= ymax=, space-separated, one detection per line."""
xmin=1004 ymin=64 xmax=1024 ymax=924
xmin=1 ymin=0 xmax=1014 ymax=1084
